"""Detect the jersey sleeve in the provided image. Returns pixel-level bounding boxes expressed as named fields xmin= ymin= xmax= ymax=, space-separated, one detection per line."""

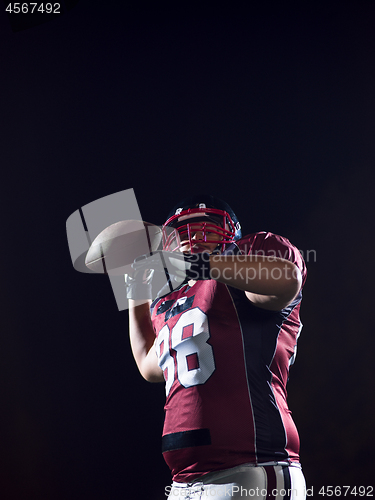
xmin=236 ymin=232 xmax=307 ymax=287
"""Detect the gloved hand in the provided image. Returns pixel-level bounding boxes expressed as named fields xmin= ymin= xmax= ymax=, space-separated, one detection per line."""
xmin=132 ymin=251 xmax=211 ymax=281
xmin=124 ymin=268 xmax=154 ymax=300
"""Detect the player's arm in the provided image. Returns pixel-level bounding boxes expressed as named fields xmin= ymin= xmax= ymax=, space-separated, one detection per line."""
xmin=128 ymin=299 xmax=164 ymax=383
xmin=208 ymin=254 xmax=302 ymax=311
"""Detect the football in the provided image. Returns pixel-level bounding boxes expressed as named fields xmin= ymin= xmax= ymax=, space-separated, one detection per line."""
xmin=85 ymin=220 xmax=162 ymax=275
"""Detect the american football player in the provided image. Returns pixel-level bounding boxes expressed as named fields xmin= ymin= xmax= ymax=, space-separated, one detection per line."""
xmin=126 ymin=195 xmax=307 ymax=499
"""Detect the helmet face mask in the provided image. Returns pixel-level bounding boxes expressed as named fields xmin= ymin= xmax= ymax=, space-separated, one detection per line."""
xmin=162 ymin=198 xmax=241 ymax=254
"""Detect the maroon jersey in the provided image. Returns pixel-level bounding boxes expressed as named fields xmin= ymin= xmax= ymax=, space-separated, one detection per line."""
xmin=151 ymin=232 xmax=307 ymax=483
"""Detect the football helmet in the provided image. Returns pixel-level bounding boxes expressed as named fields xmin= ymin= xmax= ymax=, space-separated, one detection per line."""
xmin=162 ymin=194 xmax=241 ymax=254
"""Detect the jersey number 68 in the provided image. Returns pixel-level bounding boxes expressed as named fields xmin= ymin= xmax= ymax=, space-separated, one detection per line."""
xmin=156 ymin=308 xmax=216 ymax=396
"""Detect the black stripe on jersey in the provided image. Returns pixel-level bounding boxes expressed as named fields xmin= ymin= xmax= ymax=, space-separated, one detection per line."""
xmin=162 ymin=428 xmax=211 ymax=453
xmin=227 ymin=286 xmax=300 ymax=463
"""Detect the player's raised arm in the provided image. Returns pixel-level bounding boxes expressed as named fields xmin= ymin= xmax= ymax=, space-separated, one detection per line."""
xmin=125 ymin=270 xmax=164 ymax=383
xmin=128 ymin=299 xmax=164 ymax=383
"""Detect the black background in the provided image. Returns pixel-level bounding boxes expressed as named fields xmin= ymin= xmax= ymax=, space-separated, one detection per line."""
xmin=1 ymin=1 xmax=374 ymax=498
